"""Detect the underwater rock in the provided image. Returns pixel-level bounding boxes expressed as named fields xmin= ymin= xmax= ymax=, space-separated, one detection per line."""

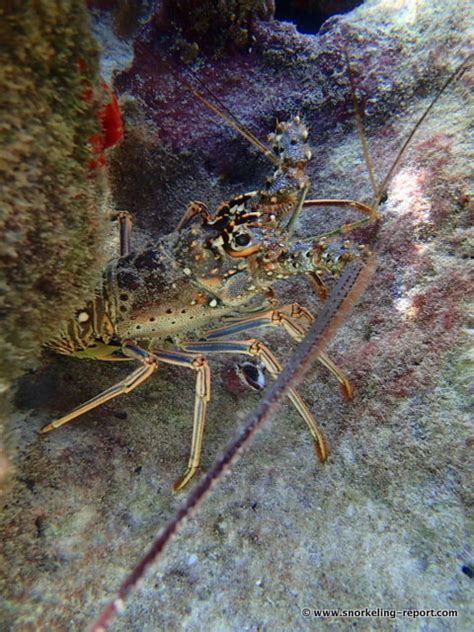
xmin=110 ymin=0 xmax=471 ymax=240
xmin=0 ymin=1 xmax=110 ymax=386
xmin=88 ymin=0 xmax=150 ymax=40
xmin=157 ymin=0 xmax=275 ymax=55
xmin=0 ymin=0 xmax=472 ymax=630
xmin=0 ymin=1 xmax=119 ymax=481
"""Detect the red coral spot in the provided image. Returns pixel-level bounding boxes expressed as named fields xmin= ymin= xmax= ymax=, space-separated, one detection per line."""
xmin=99 ymin=89 xmax=124 ymax=149
xmin=77 ymin=59 xmax=124 ymax=169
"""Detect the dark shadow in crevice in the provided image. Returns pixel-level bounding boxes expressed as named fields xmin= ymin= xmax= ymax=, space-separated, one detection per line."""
xmin=274 ymin=0 xmax=364 ymax=35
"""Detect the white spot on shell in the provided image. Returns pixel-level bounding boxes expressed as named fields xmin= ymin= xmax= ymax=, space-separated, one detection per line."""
xmin=209 ymin=299 xmax=218 ymax=307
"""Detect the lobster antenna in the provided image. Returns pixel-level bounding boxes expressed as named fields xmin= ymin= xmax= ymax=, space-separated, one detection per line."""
xmin=185 ymin=68 xmax=271 ymax=147
xmin=295 ymin=53 xmax=471 ymax=247
xmin=344 ymin=49 xmax=380 ymax=204
xmin=180 ymin=70 xmax=279 ymax=165
xmin=376 ymin=53 xmax=472 ymax=200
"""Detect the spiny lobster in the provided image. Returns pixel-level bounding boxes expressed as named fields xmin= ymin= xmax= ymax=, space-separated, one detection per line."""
xmin=36 ymin=51 xmax=470 ymax=631
xmin=41 ymin=112 xmax=374 ymax=491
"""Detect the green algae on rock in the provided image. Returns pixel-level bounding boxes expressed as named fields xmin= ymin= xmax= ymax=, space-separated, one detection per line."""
xmin=0 ymin=0 xmax=110 ymax=389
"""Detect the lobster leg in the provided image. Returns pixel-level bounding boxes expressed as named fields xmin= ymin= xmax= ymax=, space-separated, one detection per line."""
xmin=148 ymin=348 xmax=211 ymax=491
xmin=317 ymin=352 xmax=353 ymax=400
xmin=301 ymin=198 xmax=379 ymax=241
xmin=181 ymin=338 xmax=329 ymax=462
xmin=175 ymin=201 xmax=210 ymax=231
xmin=40 ymin=342 xmax=157 ymax=434
xmin=303 ymin=198 xmax=376 ymax=217
xmin=206 ymin=303 xmax=353 ymax=400
xmin=276 ymin=304 xmax=353 ymax=400
xmin=41 ymin=343 xmax=211 ymax=491
xmin=307 ymin=271 xmax=329 ymax=301
xmin=109 ymin=210 xmax=133 ymax=257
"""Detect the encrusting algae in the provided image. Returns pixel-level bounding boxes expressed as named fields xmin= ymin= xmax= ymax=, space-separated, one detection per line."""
xmin=0 ymin=1 xmax=118 ymax=389
xmin=0 ymin=0 xmax=123 ymax=482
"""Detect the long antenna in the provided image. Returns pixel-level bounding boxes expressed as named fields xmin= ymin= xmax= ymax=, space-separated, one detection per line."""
xmin=86 ymin=261 xmax=375 ymax=632
xmin=179 ymin=72 xmax=279 ymax=165
xmin=344 ymin=49 xmax=379 ymax=202
xmin=376 ymin=53 xmax=472 ymax=198
xmin=186 ymin=68 xmax=273 ymax=151
xmin=335 ymin=51 xmax=472 ymax=229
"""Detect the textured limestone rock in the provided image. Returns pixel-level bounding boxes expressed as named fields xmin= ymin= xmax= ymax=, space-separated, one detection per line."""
xmin=1 ymin=1 xmax=472 ymax=630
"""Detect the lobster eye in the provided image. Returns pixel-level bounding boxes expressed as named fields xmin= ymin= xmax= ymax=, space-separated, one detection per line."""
xmin=224 ymin=227 xmax=260 ymax=257
xmin=234 ymin=232 xmax=251 ymax=247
